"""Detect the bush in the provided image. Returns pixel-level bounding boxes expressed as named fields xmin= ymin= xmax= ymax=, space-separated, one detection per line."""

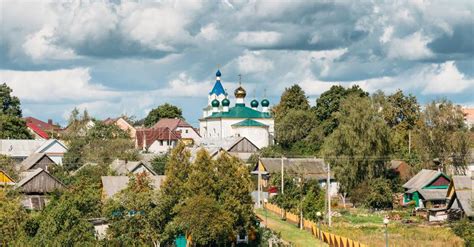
xmin=450 ymin=219 xmax=474 ymax=246
xmin=350 ymin=178 xmax=393 ymax=209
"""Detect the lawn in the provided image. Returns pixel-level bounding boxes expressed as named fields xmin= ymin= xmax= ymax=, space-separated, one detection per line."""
xmin=255 ymin=208 xmax=327 ymax=247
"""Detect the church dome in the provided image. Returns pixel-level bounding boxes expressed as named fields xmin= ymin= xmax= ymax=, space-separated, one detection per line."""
xmin=261 ymin=99 xmax=270 ymax=107
xmin=211 ymin=99 xmax=220 ymax=107
xmin=250 ymin=99 xmax=259 ymax=108
xmin=234 ymin=86 xmax=247 ymax=98
xmin=222 ymin=98 xmax=230 ymax=106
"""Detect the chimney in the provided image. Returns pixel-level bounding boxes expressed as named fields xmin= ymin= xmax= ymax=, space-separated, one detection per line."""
xmin=48 ymin=119 xmax=53 ymax=125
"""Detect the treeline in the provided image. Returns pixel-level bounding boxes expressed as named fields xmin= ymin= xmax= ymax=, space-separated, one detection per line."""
xmin=264 ymin=85 xmax=471 ymax=208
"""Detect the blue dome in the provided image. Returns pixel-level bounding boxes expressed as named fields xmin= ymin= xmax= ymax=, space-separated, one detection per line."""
xmin=261 ymin=99 xmax=270 ymax=107
xmin=216 ymin=70 xmax=221 ymax=77
xmin=222 ymin=98 xmax=230 ymax=106
xmin=250 ymin=99 xmax=259 ymax=108
xmin=211 ymin=99 xmax=220 ymax=107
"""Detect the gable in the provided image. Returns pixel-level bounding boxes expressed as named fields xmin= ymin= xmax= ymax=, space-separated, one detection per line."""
xmin=424 ymin=175 xmax=450 ymax=189
xmin=228 ymin=138 xmax=259 ymax=153
xmin=30 ymin=155 xmax=55 ymax=171
xmin=36 ymin=140 xmax=67 ymax=154
xmin=19 ymin=171 xmax=64 ymax=193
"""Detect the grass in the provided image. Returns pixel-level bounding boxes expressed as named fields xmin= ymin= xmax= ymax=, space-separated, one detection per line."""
xmin=255 ymin=208 xmax=327 ymax=247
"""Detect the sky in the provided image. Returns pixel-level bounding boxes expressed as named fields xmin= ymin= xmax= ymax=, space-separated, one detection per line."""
xmin=1 ymin=0 xmax=473 ymax=127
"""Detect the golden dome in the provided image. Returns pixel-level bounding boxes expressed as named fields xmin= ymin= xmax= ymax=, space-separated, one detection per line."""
xmin=234 ymin=86 xmax=246 ymax=98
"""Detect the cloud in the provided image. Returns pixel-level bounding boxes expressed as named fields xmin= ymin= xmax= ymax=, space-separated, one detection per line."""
xmin=236 ymin=52 xmax=274 ymax=74
xmin=22 ymin=27 xmax=77 ymax=60
xmin=234 ymin=31 xmax=282 ymax=48
xmin=387 ymin=32 xmax=434 ymax=60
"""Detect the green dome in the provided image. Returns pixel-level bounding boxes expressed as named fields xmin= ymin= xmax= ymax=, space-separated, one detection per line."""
xmin=222 ymin=98 xmax=230 ymax=106
xmin=261 ymin=99 xmax=270 ymax=107
xmin=250 ymin=99 xmax=259 ymax=108
xmin=211 ymin=99 xmax=220 ymax=107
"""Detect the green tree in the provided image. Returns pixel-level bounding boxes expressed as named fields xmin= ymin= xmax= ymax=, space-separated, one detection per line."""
xmin=143 ymin=103 xmax=183 ymax=127
xmin=150 ymin=154 xmax=169 ymax=175
xmin=273 ymin=85 xmax=310 ymax=120
xmin=415 ymin=99 xmax=470 ymax=173
xmin=322 ymin=95 xmax=391 ymax=195
xmin=0 ymin=83 xmax=32 ymax=139
xmin=351 ymin=178 xmax=393 ymax=209
xmin=314 ymin=85 xmax=368 ymax=136
xmin=0 ymin=154 xmax=18 ymax=180
xmin=0 ymin=189 xmax=29 ymax=246
xmin=275 ymin=110 xmax=317 ymax=149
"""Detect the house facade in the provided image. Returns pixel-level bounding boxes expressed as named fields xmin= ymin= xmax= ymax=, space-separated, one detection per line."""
xmin=104 ymin=117 xmax=136 ymax=139
xmin=153 ymin=118 xmax=201 ymax=145
xmin=135 ymin=128 xmax=181 ymax=154
xmin=0 ymin=139 xmax=67 ymax=165
xmin=403 ymin=169 xmax=450 ymax=209
xmin=199 ymin=70 xmax=274 ymax=149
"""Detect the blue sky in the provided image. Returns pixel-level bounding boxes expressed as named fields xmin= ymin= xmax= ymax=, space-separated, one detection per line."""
xmin=1 ymin=0 xmax=473 ymax=127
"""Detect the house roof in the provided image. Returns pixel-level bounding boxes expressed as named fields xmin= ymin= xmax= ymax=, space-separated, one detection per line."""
xmin=136 ymin=128 xmax=181 ymax=148
xmin=16 ymin=168 xmax=64 ymax=189
xmin=449 ymin=176 xmax=473 ymax=216
xmin=259 ymin=158 xmax=332 ymax=180
xmin=0 ymin=170 xmax=15 ymax=185
xmin=402 ymin=169 xmax=446 ymax=190
xmin=205 ymin=104 xmax=272 ymax=119
xmin=153 ymin=118 xmax=193 ymax=130
xmin=36 ymin=139 xmax=68 ymax=153
xmin=188 ymin=137 xmax=258 ymax=160
xmin=418 ymin=189 xmax=447 ymax=200
xmin=26 ymin=122 xmax=49 ymax=139
xmin=20 ymin=153 xmax=54 ymax=171
xmin=101 ymin=175 xmax=166 ymax=199
xmin=110 ymin=159 xmax=157 ymax=176
xmin=0 ymin=139 xmax=45 ymax=157
xmin=210 ymin=79 xmax=226 ymax=96
xmin=232 ymin=119 xmax=268 ymax=128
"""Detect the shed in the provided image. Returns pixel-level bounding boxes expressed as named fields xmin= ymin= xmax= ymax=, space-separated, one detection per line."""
xmin=446 ymin=176 xmax=473 ymax=220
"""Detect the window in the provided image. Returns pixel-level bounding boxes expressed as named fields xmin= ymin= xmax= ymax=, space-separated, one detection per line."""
xmin=160 ymin=140 xmax=163 ymax=146
xmin=185 ymin=129 xmax=189 ymax=133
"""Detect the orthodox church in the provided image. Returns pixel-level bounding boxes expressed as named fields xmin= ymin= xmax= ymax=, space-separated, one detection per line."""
xmin=199 ymin=70 xmax=274 ymax=148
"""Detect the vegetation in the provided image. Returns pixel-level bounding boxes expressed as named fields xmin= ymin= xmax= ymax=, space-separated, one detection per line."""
xmin=0 ymin=83 xmax=32 ymax=139
xmin=143 ymin=103 xmax=183 ymax=127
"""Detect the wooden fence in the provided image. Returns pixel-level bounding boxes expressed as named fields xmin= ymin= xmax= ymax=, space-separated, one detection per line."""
xmin=264 ymin=203 xmax=368 ymax=247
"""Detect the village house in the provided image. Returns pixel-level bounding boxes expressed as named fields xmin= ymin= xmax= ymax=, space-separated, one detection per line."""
xmin=256 ymin=158 xmax=339 ymax=197
xmin=24 ymin=117 xmax=62 ymax=140
xmin=109 ymin=159 xmax=157 ymax=176
xmin=19 ymin=153 xmax=56 ymax=172
xmin=135 ymin=127 xmax=181 ymax=154
xmin=100 ymin=175 xmax=166 ymax=200
xmin=103 ymin=117 xmax=136 ymax=139
xmin=0 ymin=139 xmax=67 ymax=165
xmin=153 ymin=118 xmax=201 ymax=145
xmin=15 ymin=168 xmax=65 ymax=210
xmin=446 ymin=176 xmax=473 ymax=221
xmin=402 ymin=169 xmax=450 ymax=209
xmin=189 ymin=136 xmax=259 ymax=161
xmin=0 ymin=170 xmax=15 ymax=187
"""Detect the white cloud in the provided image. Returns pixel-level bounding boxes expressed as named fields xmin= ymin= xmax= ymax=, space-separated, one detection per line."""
xmin=420 ymin=61 xmax=474 ymax=94
xmin=197 ymin=23 xmax=220 ymax=41
xmin=158 ymin=72 xmax=212 ymax=97
xmin=1 ymin=68 xmax=118 ymax=102
xmin=22 ymin=27 xmax=77 ymax=60
xmin=380 ymin=26 xmax=394 ymax=43
xmin=387 ymin=32 xmax=434 ymax=60
xmin=234 ymin=31 xmax=282 ymax=47
xmin=236 ymin=52 xmax=274 ymax=74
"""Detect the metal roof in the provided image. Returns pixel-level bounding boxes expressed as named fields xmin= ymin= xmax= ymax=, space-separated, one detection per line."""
xmin=402 ymin=169 xmax=444 ymax=190
xmin=232 ymin=119 xmax=268 ymax=127
xmin=0 ymin=139 xmax=45 ymax=157
xmin=205 ymin=104 xmax=272 ymax=119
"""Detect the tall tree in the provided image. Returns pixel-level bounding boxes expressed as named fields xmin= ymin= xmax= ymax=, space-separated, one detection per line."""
xmin=275 ymin=110 xmax=317 ymax=149
xmin=0 ymin=189 xmax=29 ymax=246
xmin=415 ymin=99 xmax=470 ymax=173
xmin=0 ymin=83 xmax=31 ymax=139
xmin=314 ymin=85 xmax=368 ymax=136
xmin=322 ymin=95 xmax=391 ymax=194
xmin=273 ymin=84 xmax=310 ymax=120
xmin=144 ymin=103 xmax=183 ymax=127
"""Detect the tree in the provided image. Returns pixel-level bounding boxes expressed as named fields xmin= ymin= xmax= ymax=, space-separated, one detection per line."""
xmin=0 ymin=83 xmax=32 ymax=139
xmin=314 ymin=85 xmax=368 ymax=136
xmin=415 ymin=99 xmax=470 ymax=173
xmin=275 ymin=110 xmax=317 ymax=149
xmin=273 ymin=84 xmax=310 ymax=120
xmin=143 ymin=103 xmax=183 ymax=127
xmin=150 ymin=154 xmax=169 ymax=175
xmin=0 ymin=189 xmax=29 ymax=246
xmin=322 ymin=95 xmax=391 ymax=195
xmin=0 ymin=154 xmax=18 ymax=180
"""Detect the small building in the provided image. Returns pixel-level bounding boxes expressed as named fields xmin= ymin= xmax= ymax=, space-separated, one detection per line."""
xmin=15 ymin=168 xmax=65 ymax=210
xmin=110 ymin=159 xmax=157 ymax=176
xmin=20 ymin=153 xmax=56 ymax=172
xmin=153 ymin=118 xmax=201 ymax=145
xmin=402 ymin=169 xmax=450 ymax=209
xmin=389 ymin=160 xmax=411 ymax=181
xmin=100 ymin=175 xmax=166 ymax=200
xmin=0 ymin=139 xmax=67 ymax=165
xmin=0 ymin=170 xmax=15 ymax=186
xmin=446 ymin=176 xmax=473 ymax=220
xmin=189 ymin=136 xmax=259 ymax=161
xmin=24 ymin=117 xmax=62 ymax=140
xmin=103 ymin=117 xmax=136 ymax=139
xmin=135 ymin=128 xmax=181 ymax=154
xmin=257 ymin=158 xmax=339 ymax=197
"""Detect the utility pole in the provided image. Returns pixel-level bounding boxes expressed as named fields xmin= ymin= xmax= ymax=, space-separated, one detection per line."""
xmin=257 ymin=170 xmax=261 ymax=208
xmin=327 ymin=162 xmax=332 ymax=227
xmin=281 ymin=156 xmax=285 ymax=218
xmin=408 ymin=130 xmax=411 ymax=155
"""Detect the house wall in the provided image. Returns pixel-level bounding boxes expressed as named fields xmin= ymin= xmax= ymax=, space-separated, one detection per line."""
xmin=147 ymin=140 xmax=177 ymax=154
xmin=427 ymin=176 xmax=450 ymax=187
xmin=38 ymin=141 xmax=67 ymax=165
xmin=30 ymin=156 xmax=55 ymax=171
xmin=21 ymin=195 xmax=51 ymax=210
xmin=176 ymin=126 xmax=201 ymax=144
xmin=19 ymin=172 xmax=64 ymax=193
xmin=116 ymin=118 xmax=136 ymax=139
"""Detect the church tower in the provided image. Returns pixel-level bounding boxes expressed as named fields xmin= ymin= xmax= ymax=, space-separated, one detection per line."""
xmin=203 ymin=70 xmax=227 ymax=117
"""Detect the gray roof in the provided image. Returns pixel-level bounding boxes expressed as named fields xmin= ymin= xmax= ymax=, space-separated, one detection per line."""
xmin=20 ymin=153 xmax=53 ymax=171
xmin=188 ymin=137 xmax=251 ymax=161
xmin=403 ymin=169 xmax=443 ymax=190
xmin=0 ymin=139 xmax=45 ymax=157
xmin=451 ymin=176 xmax=473 ymax=216
xmin=418 ymin=189 xmax=448 ymax=200
xmin=15 ymin=168 xmax=64 ymax=188
xmin=101 ymin=175 xmax=166 ymax=199
xmin=110 ymin=159 xmax=157 ymax=176
xmin=259 ymin=158 xmax=332 ymax=180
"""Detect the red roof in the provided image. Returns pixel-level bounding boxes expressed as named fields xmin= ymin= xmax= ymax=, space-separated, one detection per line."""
xmin=26 ymin=122 xmax=49 ymax=139
xmin=136 ymin=128 xmax=181 ymax=148
xmin=153 ymin=118 xmax=192 ymax=130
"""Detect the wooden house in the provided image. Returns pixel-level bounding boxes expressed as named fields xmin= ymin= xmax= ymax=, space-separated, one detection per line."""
xmin=403 ymin=169 xmax=450 ymax=209
xmin=0 ymin=170 xmax=15 ymax=186
xmin=15 ymin=168 xmax=65 ymax=210
xmin=20 ymin=153 xmax=55 ymax=172
xmin=446 ymin=176 xmax=473 ymax=220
